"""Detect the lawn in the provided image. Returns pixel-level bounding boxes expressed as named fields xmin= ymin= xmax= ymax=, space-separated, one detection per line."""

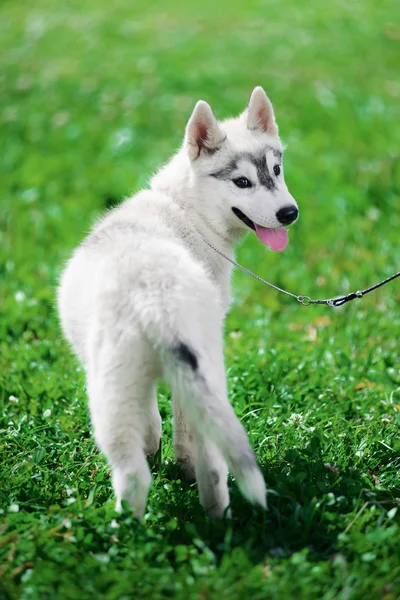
xmin=1 ymin=0 xmax=399 ymax=598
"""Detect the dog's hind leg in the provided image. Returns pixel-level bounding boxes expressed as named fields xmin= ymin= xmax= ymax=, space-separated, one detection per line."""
xmin=87 ymin=329 xmax=160 ymax=519
xmin=173 ymin=395 xmax=196 ymax=482
xmin=174 ymin=390 xmax=230 ymax=515
xmin=194 ymin=434 xmax=230 ymax=518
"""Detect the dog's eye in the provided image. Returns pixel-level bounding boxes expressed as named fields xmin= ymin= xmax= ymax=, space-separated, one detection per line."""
xmin=233 ymin=177 xmax=252 ymax=189
xmin=273 ymin=165 xmax=281 ymax=177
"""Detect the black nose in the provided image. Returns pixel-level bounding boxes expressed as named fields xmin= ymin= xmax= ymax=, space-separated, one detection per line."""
xmin=276 ymin=205 xmax=298 ymax=226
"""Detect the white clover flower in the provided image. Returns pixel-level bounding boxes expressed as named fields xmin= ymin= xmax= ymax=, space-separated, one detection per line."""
xmin=288 ymin=413 xmax=303 ymax=426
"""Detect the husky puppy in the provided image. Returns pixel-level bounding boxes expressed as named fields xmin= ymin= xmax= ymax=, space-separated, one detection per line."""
xmin=58 ymin=87 xmax=298 ymax=519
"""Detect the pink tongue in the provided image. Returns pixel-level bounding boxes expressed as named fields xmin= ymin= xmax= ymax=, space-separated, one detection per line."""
xmin=254 ymin=225 xmax=289 ymax=252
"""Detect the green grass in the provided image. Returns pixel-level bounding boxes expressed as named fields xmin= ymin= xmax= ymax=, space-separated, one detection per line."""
xmin=1 ymin=0 xmax=400 ymax=598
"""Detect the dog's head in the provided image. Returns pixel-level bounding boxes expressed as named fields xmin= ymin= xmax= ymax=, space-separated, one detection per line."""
xmin=184 ymin=87 xmax=298 ymax=251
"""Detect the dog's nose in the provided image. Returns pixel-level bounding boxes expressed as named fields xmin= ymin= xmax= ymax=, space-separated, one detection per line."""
xmin=276 ymin=205 xmax=299 ymax=226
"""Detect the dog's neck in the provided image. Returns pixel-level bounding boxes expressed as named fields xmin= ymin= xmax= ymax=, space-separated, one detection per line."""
xmin=151 ymin=149 xmax=244 ymax=307
xmin=151 ymin=149 xmax=241 ymax=253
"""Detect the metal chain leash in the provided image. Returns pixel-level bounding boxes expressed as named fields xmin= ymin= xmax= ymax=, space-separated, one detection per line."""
xmin=198 ymin=233 xmax=400 ymax=308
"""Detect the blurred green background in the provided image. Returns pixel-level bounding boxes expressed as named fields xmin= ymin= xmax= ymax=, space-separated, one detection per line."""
xmin=1 ymin=1 xmax=399 ymax=599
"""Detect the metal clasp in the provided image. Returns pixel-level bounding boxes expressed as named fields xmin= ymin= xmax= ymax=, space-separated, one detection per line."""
xmin=297 ymin=295 xmax=311 ymax=306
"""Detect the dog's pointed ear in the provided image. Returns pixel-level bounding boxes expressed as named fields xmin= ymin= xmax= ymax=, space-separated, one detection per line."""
xmin=185 ymin=100 xmax=226 ymax=160
xmin=244 ymin=87 xmax=278 ymax=137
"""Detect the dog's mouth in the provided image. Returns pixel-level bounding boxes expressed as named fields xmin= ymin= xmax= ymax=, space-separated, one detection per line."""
xmin=232 ymin=207 xmax=289 ymax=252
xmin=232 ymin=207 xmax=256 ymax=232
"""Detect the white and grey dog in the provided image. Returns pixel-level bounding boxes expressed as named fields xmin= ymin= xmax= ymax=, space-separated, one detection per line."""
xmin=58 ymin=86 xmax=298 ymax=519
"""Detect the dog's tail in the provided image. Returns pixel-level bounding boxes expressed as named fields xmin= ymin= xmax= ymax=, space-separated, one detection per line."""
xmin=143 ymin=301 xmax=265 ymax=506
xmin=162 ymin=342 xmax=266 ymax=509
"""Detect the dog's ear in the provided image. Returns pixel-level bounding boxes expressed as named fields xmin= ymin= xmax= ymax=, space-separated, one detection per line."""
xmin=244 ymin=87 xmax=278 ymax=137
xmin=185 ymin=100 xmax=226 ymax=160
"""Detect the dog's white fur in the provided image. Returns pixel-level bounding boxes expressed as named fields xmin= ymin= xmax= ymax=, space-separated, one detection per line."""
xmin=58 ymin=87 xmax=298 ymax=519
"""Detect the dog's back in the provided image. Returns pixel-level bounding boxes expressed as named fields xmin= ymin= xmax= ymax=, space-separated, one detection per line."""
xmin=58 ymin=189 xmax=203 ymax=362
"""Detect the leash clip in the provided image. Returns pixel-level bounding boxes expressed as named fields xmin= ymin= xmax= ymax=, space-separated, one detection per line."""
xmin=297 ymin=295 xmax=311 ymax=306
